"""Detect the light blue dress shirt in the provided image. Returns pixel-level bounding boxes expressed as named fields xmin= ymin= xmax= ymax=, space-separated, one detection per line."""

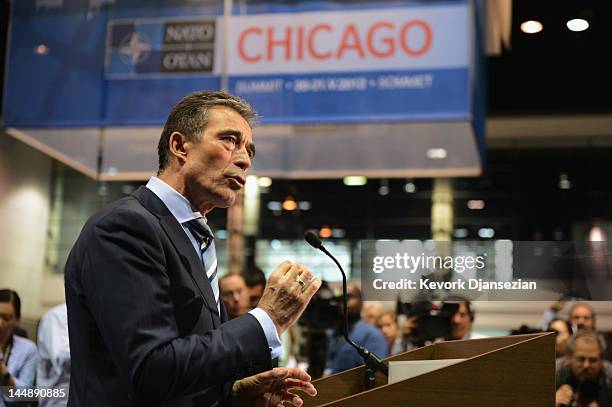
xmin=1 ymin=335 xmax=38 ymax=406
xmin=146 ymin=176 xmax=282 ymax=359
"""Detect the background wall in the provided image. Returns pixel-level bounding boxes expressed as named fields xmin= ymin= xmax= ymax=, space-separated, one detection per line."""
xmin=0 ymin=133 xmax=54 ymax=336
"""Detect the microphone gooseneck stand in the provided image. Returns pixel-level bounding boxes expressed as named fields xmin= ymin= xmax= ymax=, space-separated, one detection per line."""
xmin=304 ymin=231 xmax=388 ymax=389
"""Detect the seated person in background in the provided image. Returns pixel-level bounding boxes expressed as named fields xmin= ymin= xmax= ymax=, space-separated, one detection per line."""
xmin=543 ymin=300 xmax=596 ymax=332
xmin=446 ymin=299 xmax=487 ymax=340
xmin=325 ymin=282 xmax=388 ymax=374
xmin=548 ymin=318 xmax=573 ymax=359
xmin=0 ymin=289 xmax=38 ymax=400
xmin=362 ymin=302 xmax=384 ymax=325
xmin=556 ymin=331 xmax=612 ymax=407
xmin=376 ymin=311 xmax=406 ymax=356
xmin=219 ymin=273 xmax=251 ymax=319
xmin=37 ymin=303 xmax=70 ymax=407
xmin=242 ymin=266 xmax=267 ymax=309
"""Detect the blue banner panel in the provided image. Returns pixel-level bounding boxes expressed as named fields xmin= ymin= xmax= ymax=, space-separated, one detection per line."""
xmin=4 ymin=0 xmax=470 ymax=126
xmin=230 ymin=68 xmax=468 ymax=124
xmin=4 ymin=1 xmax=223 ymax=127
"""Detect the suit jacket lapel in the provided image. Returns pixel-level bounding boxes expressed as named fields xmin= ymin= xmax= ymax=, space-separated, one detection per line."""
xmin=133 ymin=187 xmax=220 ymax=325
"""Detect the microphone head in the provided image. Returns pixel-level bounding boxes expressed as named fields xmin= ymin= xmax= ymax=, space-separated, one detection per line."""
xmin=304 ymin=230 xmax=323 ymax=249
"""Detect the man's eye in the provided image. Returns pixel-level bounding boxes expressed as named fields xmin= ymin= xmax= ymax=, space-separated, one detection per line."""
xmin=222 ymin=136 xmax=238 ymax=145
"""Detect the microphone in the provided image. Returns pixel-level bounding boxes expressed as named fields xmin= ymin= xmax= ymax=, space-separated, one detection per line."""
xmin=304 ymin=230 xmax=323 ymax=249
xmin=303 ymin=230 xmax=388 ymax=388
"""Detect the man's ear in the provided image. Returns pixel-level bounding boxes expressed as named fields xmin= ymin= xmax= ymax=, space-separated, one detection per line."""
xmin=168 ymin=132 xmax=189 ymax=164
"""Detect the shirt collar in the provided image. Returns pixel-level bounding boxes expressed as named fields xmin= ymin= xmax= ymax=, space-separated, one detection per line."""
xmin=145 ymin=176 xmax=204 ymax=224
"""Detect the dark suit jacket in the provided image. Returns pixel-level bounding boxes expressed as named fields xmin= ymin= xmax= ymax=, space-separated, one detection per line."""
xmin=65 ymin=186 xmax=272 ymax=406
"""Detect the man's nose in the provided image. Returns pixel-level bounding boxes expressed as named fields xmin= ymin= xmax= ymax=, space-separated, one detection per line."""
xmin=233 ymin=147 xmax=251 ymax=171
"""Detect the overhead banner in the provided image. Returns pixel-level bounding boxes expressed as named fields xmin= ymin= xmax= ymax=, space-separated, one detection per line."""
xmin=228 ymin=6 xmax=469 ymax=123
xmin=4 ymin=0 xmax=484 ymax=179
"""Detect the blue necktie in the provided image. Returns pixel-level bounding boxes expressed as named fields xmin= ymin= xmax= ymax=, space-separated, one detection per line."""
xmin=185 ymin=217 xmax=219 ymax=315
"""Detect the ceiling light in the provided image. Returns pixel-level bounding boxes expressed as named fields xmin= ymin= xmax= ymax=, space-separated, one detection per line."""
xmin=588 ymin=224 xmax=606 ymax=242
xmin=566 ymin=18 xmax=589 ymax=32
xmin=404 ymin=181 xmax=416 ymax=193
xmin=427 ymin=148 xmax=447 ymax=160
xmin=520 ymin=20 xmax=543 ymax=34
xmin=298 ymin=201 xmax=312 ymax=211
xmin=558 ymin=173 xmax=572 ymax=189
xmin=319 ymin=225 xmax=332 ymax=238
xmin=331 ymin=229 xmax=346 ymax=238
xmin=343 ymin=176 xmax=367 ymax=186
xmin=258 ymin=177 xmax=272 ymax=187
xmin=478 ymin=228 xmax=495 ymax=239
xmin=267 ymin=201 xmax=282 ymax=211
xmin=378 ymin=179 xmax=389 ymax=196
xmin=454 ymin=228 xmax=469 ymax=238
xmin=34 ymin=44 xmax=50 ymax=55
xmin=282 ymin=196 xmax=297 ymax=211
xmin=467 ymin=199 xmax=485 ymax=210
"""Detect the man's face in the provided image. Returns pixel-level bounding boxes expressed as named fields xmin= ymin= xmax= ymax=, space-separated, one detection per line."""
xmin=450 ymin=302 xmax=472 ymax=340
xmin=362 ymin=304 xmax=383 ymax=325
xmin=550 ymin=320 xmax=571 ymax=357
xmin=402 ymin=316 xmax=417 ymax=339
xmin=248 ymin=284 xmax=264 ymax=309
xmin=0 ymin=302 xmax=17 ymax=338
xmin=377 ymin=314 xmax=399 ymax=345
xmin=220 ymin=275 xmax=250 ymax=319
xmin=569 ymin=338 xmax=603 ymax=382
xmin=570 ymin=305 xmax=594 ymax=331
xmin=347 ymin=284 xmax=362 ymax=318
xmin=182 ymin=106 xmax=254 ymax=212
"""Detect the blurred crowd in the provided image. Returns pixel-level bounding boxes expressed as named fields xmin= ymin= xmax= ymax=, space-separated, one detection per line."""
xmin=1 ymin=273 xmax=610 ymax=407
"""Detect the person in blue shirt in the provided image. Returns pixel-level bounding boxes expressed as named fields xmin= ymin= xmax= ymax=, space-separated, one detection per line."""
xmin=0 ymin=289 xmax=38 ymax=406
xmin=326 ymin=282 xmax=388 ymax=374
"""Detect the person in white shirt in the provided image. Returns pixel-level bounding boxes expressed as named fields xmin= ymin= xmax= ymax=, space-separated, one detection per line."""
xmin=37 ymin=303 xmax=70 ymax=407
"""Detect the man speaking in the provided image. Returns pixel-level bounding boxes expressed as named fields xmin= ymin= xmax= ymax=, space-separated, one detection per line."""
xmin=65 ymin=91 xmax=321 ymax=406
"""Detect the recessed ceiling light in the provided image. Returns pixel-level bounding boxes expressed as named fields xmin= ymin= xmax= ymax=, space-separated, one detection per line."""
xmin=267 ymin=201 xmax=282 ymax=211
xmin=404 ymin=181 xmax=416 ymax=193
xmin=467 ymin=199 xmax=485 ymax=210
xmin=478 ymin=228 xmax=495 ymax=239
xmin=282 ymin=197 xmax=297 ymax=211
xmin=319 ymin=225 xmax=332 ymax=238
xmin=567 ymin=18 xmax=589 ymax=32
xmin=34 ymin=44 xmax=50 ymax=55
xmin=298 ymin=201 xmax=312 ymax=211
xmin=520 ymin=20 xmax=543 ymax=34
xmin=257 ymin=177 xmax=272 ymax=187
xmin=558 ymin=173 xmax=572 ymax=189
xmin=454 ymin=228 xmax=469 ymax=238
xmin=426 ymin=148 xmax=447 ymax=160
xmin=343 ymin=176 xmax=367 ymax=186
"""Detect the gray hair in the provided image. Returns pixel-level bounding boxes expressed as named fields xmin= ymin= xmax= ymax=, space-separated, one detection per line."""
xmin=157 ymin=90 xmax=258 ymax=173
xmin=566 ymin=330 xmax=606 ymax=356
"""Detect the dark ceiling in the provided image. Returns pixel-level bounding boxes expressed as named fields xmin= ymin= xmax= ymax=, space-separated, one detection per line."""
xmin=488 ymin=0 xmax=612 ymax=115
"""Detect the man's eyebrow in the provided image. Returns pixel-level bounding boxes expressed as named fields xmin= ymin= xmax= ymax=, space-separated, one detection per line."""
xmin=218 ymin=129 xmax=242 ymax=137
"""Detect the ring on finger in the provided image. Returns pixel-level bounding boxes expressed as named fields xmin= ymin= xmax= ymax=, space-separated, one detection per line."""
xmin=296 ymin=276 xmax=306 ymax=287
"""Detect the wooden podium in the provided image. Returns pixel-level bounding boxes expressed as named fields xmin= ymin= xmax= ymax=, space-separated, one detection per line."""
xmin=301 ymin=332 xmax=555 ymax=407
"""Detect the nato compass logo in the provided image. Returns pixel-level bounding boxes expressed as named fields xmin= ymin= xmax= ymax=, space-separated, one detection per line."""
xmin=118 ymin=31 xmax=152 ymax=65
xmin=105 ymin=19 xmax=216 ymax=78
